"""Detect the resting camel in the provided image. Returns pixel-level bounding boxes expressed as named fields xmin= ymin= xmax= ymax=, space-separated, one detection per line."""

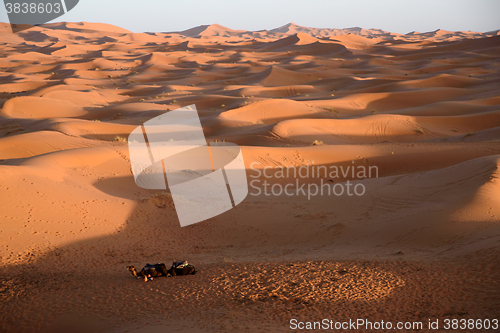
xmin=127 ymin=263 xmax=169 ymax=282
xmin=127 ymin=261 xmax=197 ymax=281
xmin=167 ymin=264 xmax=197 ymax=277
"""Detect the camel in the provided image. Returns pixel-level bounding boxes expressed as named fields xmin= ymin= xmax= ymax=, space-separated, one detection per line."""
xmin=167 ymin=260 xmax=197 ymax=276
xmin=167 ymin=264 xmax=197 ymax=277
xmin=127 ymin=263 xmax=169 ymax=282
xmin=127 ymin=261 xmax=197 ymax=281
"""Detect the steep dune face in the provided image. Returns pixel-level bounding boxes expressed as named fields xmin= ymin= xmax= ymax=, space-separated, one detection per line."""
xmin=259 ymin=32 xmax=320 ymax=49
xmin=176 ymin=23 xmax=246 ymax=37
xmin=0 ymin=22 xmax=499 ymax=332
xmin=243 ymin=65 xmax=324 ymax=86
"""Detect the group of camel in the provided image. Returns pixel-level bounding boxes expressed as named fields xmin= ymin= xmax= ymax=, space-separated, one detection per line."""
xmin=127 ymin=260 xmax=196 ymax=282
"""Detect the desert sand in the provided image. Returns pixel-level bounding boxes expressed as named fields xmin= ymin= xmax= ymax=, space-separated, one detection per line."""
xmin=0 ymin=22 xmax=499 ymax=332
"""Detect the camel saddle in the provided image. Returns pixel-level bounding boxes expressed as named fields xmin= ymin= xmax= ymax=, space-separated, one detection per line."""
xmin=172 ymin=260 xmax=188 ymax=269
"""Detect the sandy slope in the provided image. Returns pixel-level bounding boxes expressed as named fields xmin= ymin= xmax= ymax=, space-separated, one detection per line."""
xmin=0 ymin=22 xmax=499 ymax=332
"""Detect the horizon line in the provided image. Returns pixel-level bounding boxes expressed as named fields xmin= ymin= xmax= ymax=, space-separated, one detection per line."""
xmin=2 ymin=21 xmax=500 ymax=35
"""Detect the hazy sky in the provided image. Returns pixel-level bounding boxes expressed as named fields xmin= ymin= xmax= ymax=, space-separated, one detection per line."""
xmin=1 ymin=0 xmax=499 ymax=33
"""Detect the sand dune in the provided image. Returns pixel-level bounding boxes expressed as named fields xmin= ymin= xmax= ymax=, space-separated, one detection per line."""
xmin=219 ymin=99 xmax=317 ymax=124
xmin=267 ymin=111 xmax=500 ymax=145
xmin=177 ymin=24 xmax=246 ymax=38
xmin=0 ymin=130 xmax=106 ymax=159
xmin=242 ymin=65 xmax=321 ymax=86
xmin=46 ymin=21 xmax=132 ymax=34
xmin=260 ymin=33 xmax=320 ymax=49
xmin=2 ymin=96 xmax=86 ymax=118
xmin=0 ymin=21 xmax=499 ymax=332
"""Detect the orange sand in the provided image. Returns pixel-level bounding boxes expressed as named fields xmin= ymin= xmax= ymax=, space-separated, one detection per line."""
xmin=0 ymin=22 xmax=499 ymax=332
